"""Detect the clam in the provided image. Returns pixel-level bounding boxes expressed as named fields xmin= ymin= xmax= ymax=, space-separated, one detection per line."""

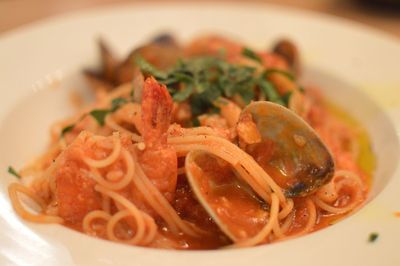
xmin=272 ymin=39 xmax=300 ymax=75
xmin=83 ymin=33 xmax=182 ymax=90
xmin=185 ymin=101 xmax=334 ymax=242
xmin=185 ymin=150 xmax=269 ymax=242
xmin=241 ymin=101 xmax=335 ymax=197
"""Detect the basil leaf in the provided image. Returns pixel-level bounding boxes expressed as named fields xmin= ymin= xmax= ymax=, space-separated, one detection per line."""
xmin=60 ymin=124 xmax=75 ymax=137
xmin=135 ymin=56 xmax=167 ymax=79
xmin=191 ymin=94 xmax=213 ymax=117
xmin=130 ymin=86 xmax=135 ymax=100
xmin=201 ymin=84 xmax=222 ymax=103
xmin=258 ymin=78 xmax=284 ymax=106
xmin=239 ymin=89 xmax=255 ymax=104
xmin=368 ymin=233 xmax=379 ymax=243
xmin=209 ymin=106 xmax=221 ymax=114
xmin=8 ymin=166 xmax=21 ymax=179
xmin=281 ymin=91 xmax=293 ymax=107
xmin=173 ymin=84 xmax=194 ymax=102
xmin=111 ymin=98 xmax=128 ymax=112
xmin=136 ymin=53 xmax=302 ymax=117
xmin=90 ymin=109 xmax=110 ymax=126
xmin=90 ymin=97 xmax=129 ymax=126
xmin=241 ymin=47 xmax=262 ymax=63
xmin=217 ymin=47 xmax=227 ymax=58
xmin=192 ymin=117 xmax=200 ymax=127
xmin=264 ymin=68 xmax=295 ymax=81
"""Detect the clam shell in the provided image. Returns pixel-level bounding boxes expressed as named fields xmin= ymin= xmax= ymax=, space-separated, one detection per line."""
xmin=185 ymin=150 xmax=268 ymax=242
xmin=242 ymin=101 xmax=335 ymax=197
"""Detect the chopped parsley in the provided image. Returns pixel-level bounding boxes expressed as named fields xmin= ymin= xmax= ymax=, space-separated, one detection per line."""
xmin=136 ymin=55 xmax=295 ymax=119
xmin=8 ymin=166 xmax=21 ymax=179
xmin=281 ymin=91 xmax=293 ymax=106
xmin=173 ymin=83 xmax=194 ymax=102
xmin=90 ymin=97 xmax=128 ymax=126
xmin=192 ymin=117 xmax=200 ymax=127
xmin=258 ymin=78 xmax=284 ymax=106
xmin=59 ymin=97 xmax=129 ymax=130
xmin=111 ymin=97 xmax=128 ymax=112
xmin=60 ymin=124 xmax=75 ymax=137
xmin=134 ymin=56 xmax=167 ymax=79
xmin=137 ymin=55 xmax=258 ymax=116
xmin=129 ymin=85 xmax=135 ymax=100
xmin=60 ymin=114 xmax=87 ymax=138
xmin=241 ymin=47 xmax=262 ymax=63
xmin=264 ymin=68 xmax=295 ymax=81
xmin=368 ymin=232 xmax=379 ymax=243
xmin=89 ymin=109 xmax=110 ymax=126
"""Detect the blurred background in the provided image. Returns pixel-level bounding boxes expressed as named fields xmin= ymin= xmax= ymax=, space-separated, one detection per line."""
xmin=0 ymin=0 xmax=399 ymax=37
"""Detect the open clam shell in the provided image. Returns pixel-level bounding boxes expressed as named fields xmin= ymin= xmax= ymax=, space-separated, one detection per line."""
xmin=241 ymin=101 xmax=335 ymax=197
xmin=185 ymin=150 xmax=269 ymax=242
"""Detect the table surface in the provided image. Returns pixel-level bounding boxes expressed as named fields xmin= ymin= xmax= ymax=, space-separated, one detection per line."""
xmin=0 ymin=0 xmax=399 ymax=38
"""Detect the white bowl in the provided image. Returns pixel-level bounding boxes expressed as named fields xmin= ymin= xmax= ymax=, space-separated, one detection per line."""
xmin=0 ymin=2 xmax=399 ymax=266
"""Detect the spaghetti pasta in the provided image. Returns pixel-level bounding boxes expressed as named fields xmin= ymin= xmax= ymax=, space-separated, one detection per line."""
xmin=7 ymin=34 xmax=373 ymax=250
xmin=8 ymin=183 xmax=64 ymax=224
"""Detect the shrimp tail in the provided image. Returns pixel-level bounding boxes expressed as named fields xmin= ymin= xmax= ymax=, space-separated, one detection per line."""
xmin=141 ymin=77 xmax=173 ymax=147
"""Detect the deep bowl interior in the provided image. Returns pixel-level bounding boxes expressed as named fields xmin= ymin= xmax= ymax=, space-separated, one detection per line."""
xmin=302 ymin=68 xmax=400 ymax=198
xmin=0 ymin=66 xmax=398 ymax=218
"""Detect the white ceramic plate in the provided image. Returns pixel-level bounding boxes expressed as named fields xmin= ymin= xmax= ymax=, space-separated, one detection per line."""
xmin=0 ymin=3 xmax=399 ymax=266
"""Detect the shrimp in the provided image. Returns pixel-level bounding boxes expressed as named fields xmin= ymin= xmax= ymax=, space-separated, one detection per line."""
xmin=138 ymin=77 xmax=178 ymax=201
xmin=54 ymin=132 xmax=101 ymax=224
xmin=55 ymin=131 xmax=138 ymax=223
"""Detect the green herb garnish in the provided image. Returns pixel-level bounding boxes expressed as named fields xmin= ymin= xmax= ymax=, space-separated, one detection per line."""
xmin=258 ymin=78 xmax=285 ymax=106
xmin=136 ymin=56 xmax=295 ymax=117
xmin=60 ymin=124 xmax=75 ymax=137
xmin=241 ymin=47 xmax=262 ymax=63
xmin=135 ymin=56 xmax=167 ymax=79
xmin=111 ymin=98 xmax=128 ymax=112
xmin=192 ymin=117 xmax=200 ymax=127
xmin=368 ymin=232 xmax=379 ymax=243
xmin=130 ymin=86 xmax=135 ymax=100
xmin=8 ymin=166 xmax=21 ymax=179
xmin=90 ymin=97 xmax=129 ymax=126
xmin=217 ymin=47 xmax=227 ymax=58
xmin=173 ymin=83 xmax=194 ymax=102
xmin=264 ymin=68 xmax=295 ymax=81
xmin=281 ymin=91 xmax=293 ymax=107
xmin=137 ymin=56 xmax=258 ymax=114
xmin=90 ymin=109 xmax=109 ymax=126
